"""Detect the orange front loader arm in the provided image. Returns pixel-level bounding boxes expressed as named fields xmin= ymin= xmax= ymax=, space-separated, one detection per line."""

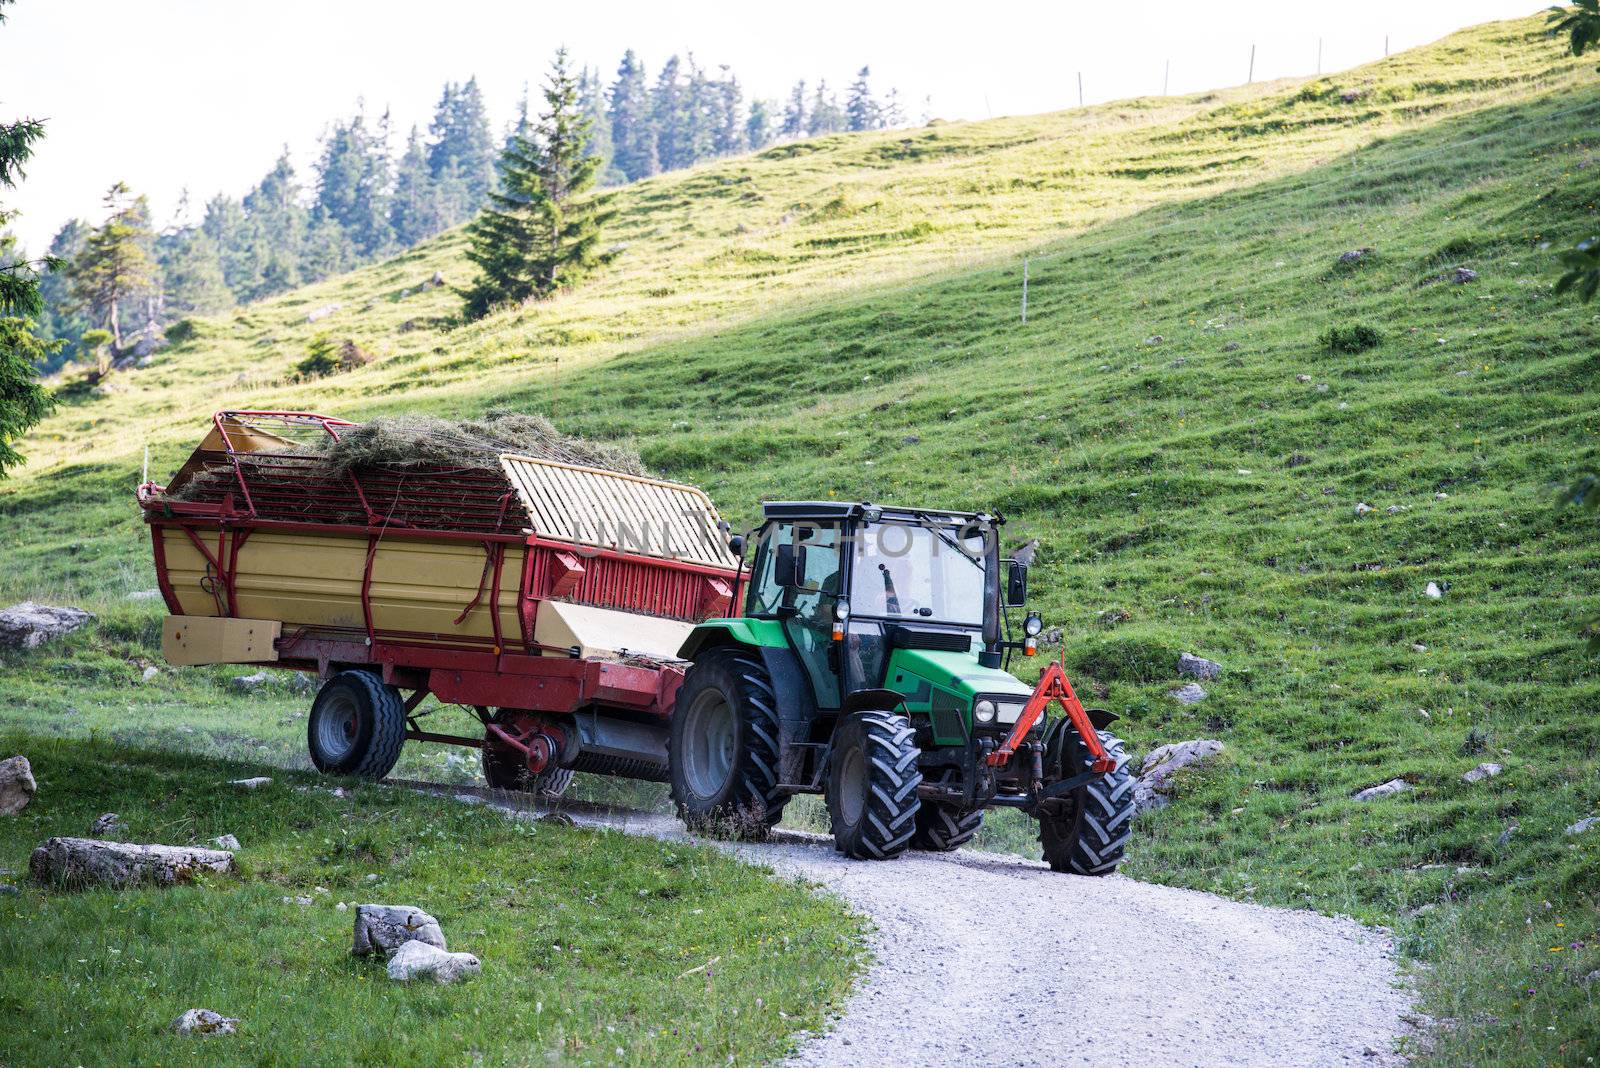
xmin=986 ymin=658 xmax=1115 ymax=773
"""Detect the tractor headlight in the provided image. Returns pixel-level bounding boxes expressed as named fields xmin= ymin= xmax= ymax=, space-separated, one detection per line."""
xmin=973 ymin=698 xmax=997 ymax=724
xmin=1023 ymin=612 xmax=1043 ymax=637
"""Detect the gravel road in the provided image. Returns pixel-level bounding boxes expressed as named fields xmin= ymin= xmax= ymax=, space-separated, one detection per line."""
xmin=431 ymin=785 xmax=1415 ymax=1067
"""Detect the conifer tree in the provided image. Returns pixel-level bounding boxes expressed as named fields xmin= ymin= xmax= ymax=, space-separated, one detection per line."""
xmin=846 ymin=66 xmax=881 ymax=131
xmin=608 ymin=50 xmax=657 ymax=182
xmin=681 ymin=57 xmax=718 ymax=166
xmin=807 ymin=81 xmax=845 ymax=135
xmin=315 ymin=108 xmax=393 ymax=259
xmin=882 ymin=88 xmax=906 ymax=128
xmin=68 ymin=182 xmax=155 ymax=351
xmin=427 ymin=77 xmax=496 ymax=209
xmin=391 ymin=125 xmax=444 ymax=247
xmin=714 ymin=67 xmax=746 ymax=156
xmin=461 ymin=48 xmax=617 ymax=319
xmin=32 ymin=219 xmax=90 ymax=372
xmin=579 ymin=66 xmax=623 ymax=185
xmin=652 ymin=55 xmax=686 ymax=170
xmin=161 ymin=229 xmax=232 ymax=317
xmin=781 ymin=81 xmax=808 ymax=138
xmin=746 ymin=99 xmax=774 ymax=150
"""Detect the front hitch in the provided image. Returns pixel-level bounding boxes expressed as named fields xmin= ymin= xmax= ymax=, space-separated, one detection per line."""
xmin=986 ymin=658 xmax=1115 ymax=774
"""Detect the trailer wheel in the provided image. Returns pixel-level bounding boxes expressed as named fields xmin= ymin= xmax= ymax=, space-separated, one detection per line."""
xmin=306 ymin=671 xmax=406 ymax=780
xmin=826 ymin=710 xmax=922 ymax=860
xmin=912 ymin=801 xmax=984 ymax=852
xmin=481 ymin=741 xmax=575 ymax=798
xmin=1038 ymin=725 xmax=1135 ymax=876
xmin=669 ymin=647 xmax=786 ymax=838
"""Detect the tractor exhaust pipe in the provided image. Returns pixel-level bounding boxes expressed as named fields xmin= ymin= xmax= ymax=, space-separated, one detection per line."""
xmin=979 ymin=516 xmax=1004 ymax=668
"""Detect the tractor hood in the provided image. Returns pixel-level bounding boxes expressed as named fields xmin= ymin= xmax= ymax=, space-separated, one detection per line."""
xmin=890 ymin=646 xmax=1033 ymax=701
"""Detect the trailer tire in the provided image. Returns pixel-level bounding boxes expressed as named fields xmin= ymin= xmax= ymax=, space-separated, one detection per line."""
xmin=912 ymin=801 xmax=984 ymax=852
xmin=306 ymin=671 xmax=406 ymax=780
xmin=669 ymin=648 xmax=787 ymax=838
xmin=826 ymin=711 xmax=922 ymax=860
xmin=481 ymin=742 xmax=575 ymax=798
xmin=1038 ymin=726 xmax=1135 ymax=876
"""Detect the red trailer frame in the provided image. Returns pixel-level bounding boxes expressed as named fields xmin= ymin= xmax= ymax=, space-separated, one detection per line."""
xmin=139 ymin=411 xmax=743 ymax=778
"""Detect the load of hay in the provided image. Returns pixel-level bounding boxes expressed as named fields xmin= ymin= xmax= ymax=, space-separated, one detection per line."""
xmin=317 ymin=412 xmax=646 ymax=476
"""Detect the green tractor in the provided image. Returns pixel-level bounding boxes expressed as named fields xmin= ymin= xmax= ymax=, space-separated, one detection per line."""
xmin=670 ymin=501 xmax=1136 ymax=874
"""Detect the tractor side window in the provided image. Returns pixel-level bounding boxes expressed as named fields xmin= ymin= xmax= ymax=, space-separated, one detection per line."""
xmin=791 ymin=523 xmax=841 ymax=617
xmin=745 ymin=522 xmax=790 ymax=617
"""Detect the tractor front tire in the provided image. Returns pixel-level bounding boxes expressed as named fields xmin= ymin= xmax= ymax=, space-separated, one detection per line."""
xmin=912 ymin=801 xmax=984 ymax=852
xmin=1038 ymin=727 xmax=1135 ymax=876
xmin=668 ymin=647 xmax=787 ymax=838
xmin=826 ymin=711 xmax=922 ymax=860
xmin=306 ymin=670 xmax=406 ymax=780
xmin=481 ymin=741 xmax=575 ymax=798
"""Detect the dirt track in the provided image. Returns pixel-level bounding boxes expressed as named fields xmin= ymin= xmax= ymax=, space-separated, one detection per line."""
xmin=421 ymin=784 xmax=1416 ymax=1067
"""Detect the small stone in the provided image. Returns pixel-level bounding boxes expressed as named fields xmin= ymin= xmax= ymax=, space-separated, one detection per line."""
xmin=901 ymin=435 xmax=920 ymax=445
xmin=88 ymin=813 xmax=127 ymax=839
xmin=1170 ymin=357 xmax=1187 ymax=368
xmin=212 ymin=834 xmax=241 ymax=851
xmin=1462 ymin=762 xmax=1502 ymax=784
xmin=1285 ymin=453 xmax=1311 ymax=467
xmin=1352 ymin=778 xmax=1411 ymax=802
xmin=1453 ymin=266 xmax=1478 ymax=284
xmin=1385 ymin=505 xmax=1404 ymax=515
xmin=1315 ymin=383 xmax=1329 ymax=392
xmin=1416 ymin=709 xmax=1431 ymax=720
xmin=0 ymin=602 xmax=93 ymax=650
xmin=1355 ymin=502 xmax=1374 ymax=516
xmin=386 ymin=940 xmax=480 ymax=984
xmin=172 ymin=1009 xmax=238 ymax=1037
xmin=1176 ymin=653 xmax=1222 ymax=680
xmin=337 ymin=901 xmax=348 ymax=911
xmin=141 ymin=665 xmax=160 ymax=682
xmin=1169 ymin=682 xmax=1208 ymax=706
xmin=285 ymin=895 xmax=314 ymax=906
xmin=1424 ymin=582 xmax=1444 ymax=600
xmin=1435 ymin=492 xmax=1449 ymax=500
xmin=1411 ymin=643 xmax=1428 ymax=653
xmin=430 ymin=271 xmax=445 ymax=287
xmin=365 ymin=873 xmax=381 ymax=882
xmin=228 ymin=777 xmax=273 ymax=790
xmin=1144 ymin=335 xmax=1163 ymax=345
xmin=1296 ymin=373 xmax=1312 ymax=383
xmin=1566 ymin=815 xmax=1600 ymax=836
xmin=1496 ymin=821 xmax=1519 ymax=846
xmin=1338 ymin=247 xmax=1371 ymax=264
xmin=1222 ymin=341 xmax=1242 ymax=352
xmin=306 ymin=303 xmax=341 ymax=323
xmin=1340 ymin=89 xmax=1363 ymax=103
xmin=0 ymin=755 xmax=36 ymax=815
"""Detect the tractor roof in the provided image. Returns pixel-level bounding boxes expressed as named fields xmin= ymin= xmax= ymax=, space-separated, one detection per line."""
xmin=760 ymin=501 xmax=998 ymax=526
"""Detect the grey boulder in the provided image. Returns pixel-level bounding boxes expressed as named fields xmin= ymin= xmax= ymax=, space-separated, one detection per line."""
xmin=0 ymin=602 xmax=93 ymax=649
xmin=387 ymin=940 xmax=479 ymax=984
xmin=1134 ymin=739 xmax=1224 ymax=811
xmin=1176 ymin=653 xmax=1222 ymax=680
xmin=30 ymin=837 xmax=236 ymax=890
xmin=352 ymin=904 xmax=447 ymax=957
xmin=1169 ymin=682 xmax=1208 ymax=706
xmin=0 ymin=755 xmax=36 ymax=815
xmin=1352 ymin=779 xmax=1411 ymax=802
xmin=172 ymin=1008 xmax=238 ymax=1036
xmin=89 ymin=812 xmax=128 ymax=838
xmin=1462 ymin=763 xmax=1502 ymax=784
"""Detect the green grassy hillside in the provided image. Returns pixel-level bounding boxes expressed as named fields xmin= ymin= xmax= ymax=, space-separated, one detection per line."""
xmin=6 ymin=13 xmax=1600 ymax=1063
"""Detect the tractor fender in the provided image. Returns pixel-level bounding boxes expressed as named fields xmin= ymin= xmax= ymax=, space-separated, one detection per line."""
xmin=755 ymin=646 xmax=819 ymax=786
xmin=1085 ymin=707 xmax=1120 ymax=730
xmin=838 ymin=688 xmax=907 ymax=717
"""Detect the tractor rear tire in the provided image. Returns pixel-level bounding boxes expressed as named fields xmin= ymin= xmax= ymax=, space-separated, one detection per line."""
xmin=912 ymin=801 xmax=984 ymax=852
xmin=481 ymin=741 xmax=575 ymax=798
xmin=1038 ymin=727 xmax=1135 ymax=876
xmin=826 ymin=711 xmax=922 ymax=860
xmin=668 ymin=647 xmax=787 ymax=839
xmin=306 ymin=670 xmax=406 ymax=780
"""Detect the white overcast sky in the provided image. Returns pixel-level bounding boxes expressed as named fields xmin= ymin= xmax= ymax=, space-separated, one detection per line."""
xmin=2 ymin=0 xmax=1543 ymax=253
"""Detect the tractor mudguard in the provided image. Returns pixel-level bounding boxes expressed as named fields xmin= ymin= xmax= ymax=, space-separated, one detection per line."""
xmin=1086 ymin=707 xmax=1120 ymax=729
xmin=839 ymin=688 xmax=906 ymax=715
xmin=757 ymin=645 xmax=819 ymax=786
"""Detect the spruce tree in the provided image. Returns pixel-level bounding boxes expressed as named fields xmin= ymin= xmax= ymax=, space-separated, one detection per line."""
xmin=391 ymin=126 xmax=444 ymax=247
xmin=579 ymin=66 xmax=623 ymax=185
xmin=681 ymin=57 xmax=718 ymax=166
xmin=807 ymin=81 xmax=845 ymax=135
xmin=315 ymin=108 xmax=393 ymax=260
xmin=33 ymin=219 xmax=90 ymax=372
xmin=652 ymin=56 xmax=686 ymax=171
xmin=746 ymin=99 xmax=774 ymax=150
xmin=67 ymin=182 xmax=155 ymax=351
xmin=781 ymin=81 xmax=807 ymax=138
xmin=713 ymin=67 xmax=746 ymax=156
xmin=608 ymin=50 xmax=657 ymax=181
xmin=461 ymin=48 xmax=617 ymax=319
xmin=846 ymin=66 xmax=881 ymax=132
xmin=882 ymin=88 xmax=906 ymax=128
xmin=161 ymin=230 xmax=233 ymax=317
xmin=427 ymin=77 xmax=496 ymax=209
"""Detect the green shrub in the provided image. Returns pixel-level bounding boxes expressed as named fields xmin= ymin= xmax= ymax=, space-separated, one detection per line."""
xmin=293 ymin=335 xmax=340 ymax=379
xmin=1319 ymin=324 xmax=1382 ymax=354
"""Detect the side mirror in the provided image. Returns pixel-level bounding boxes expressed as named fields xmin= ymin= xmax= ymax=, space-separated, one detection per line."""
xmin=728 ymin=534 xmax=746 ymax=558
xmin=775 ymin=542 xmax=805 ymax=588
xmin=1005 ymin=561 xmax=1028 ymax=607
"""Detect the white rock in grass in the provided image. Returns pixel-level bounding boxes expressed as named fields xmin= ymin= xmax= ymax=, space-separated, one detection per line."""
xmin=172 ymin=1008 xmax=238 ymax=1037
xmin=228 ymin=777 xmax=272 ymax=790
xmin=1462 ymin=763 xmax=1503 ymax=784
xmin=230 ymin=671 xmax=271 ymax=693
xmin=1134 ymin=739 xmax=1224 ymax=812
xmin=141 ymin=666 xmax=160 ymax=682
xmin=1424 ymin=582 xmax=1444 ymax=600
xmin=1352 ymin=779 xmax=1411 ymax=802
xmin=212 ymin=834 xmax=241 ymax=850
xmin=0 ymin=602 xmax=93 ymax=649
xmin=1566 ymin=816 xmax=1600 ymax=836
xmin=1168 ymin=682 xmax=1208 ymax=705
xmin=1354 ymin=502 xmax=1374 ymax=516
xmin=386 ymin=940 xmax=480 ymax=984
xmin=88 ymin=813 xmax=127 ymax=838
xmin=0 ymin=755 xmax=36 ymax=815
xmin=352 ymin=904 xmax=447 ymax=957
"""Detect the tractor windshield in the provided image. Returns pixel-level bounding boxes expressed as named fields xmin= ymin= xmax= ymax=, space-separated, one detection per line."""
xmin=849 ymin=521 xmax=987 ymax=626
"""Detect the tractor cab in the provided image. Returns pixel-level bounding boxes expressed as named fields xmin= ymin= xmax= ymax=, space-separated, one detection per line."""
xmin=672 ymin=501 xmax=1135 ymax=873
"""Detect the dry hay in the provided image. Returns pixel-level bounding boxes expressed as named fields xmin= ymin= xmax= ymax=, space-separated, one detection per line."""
xmin=316 ymin=412 xmax=646 ymax=475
